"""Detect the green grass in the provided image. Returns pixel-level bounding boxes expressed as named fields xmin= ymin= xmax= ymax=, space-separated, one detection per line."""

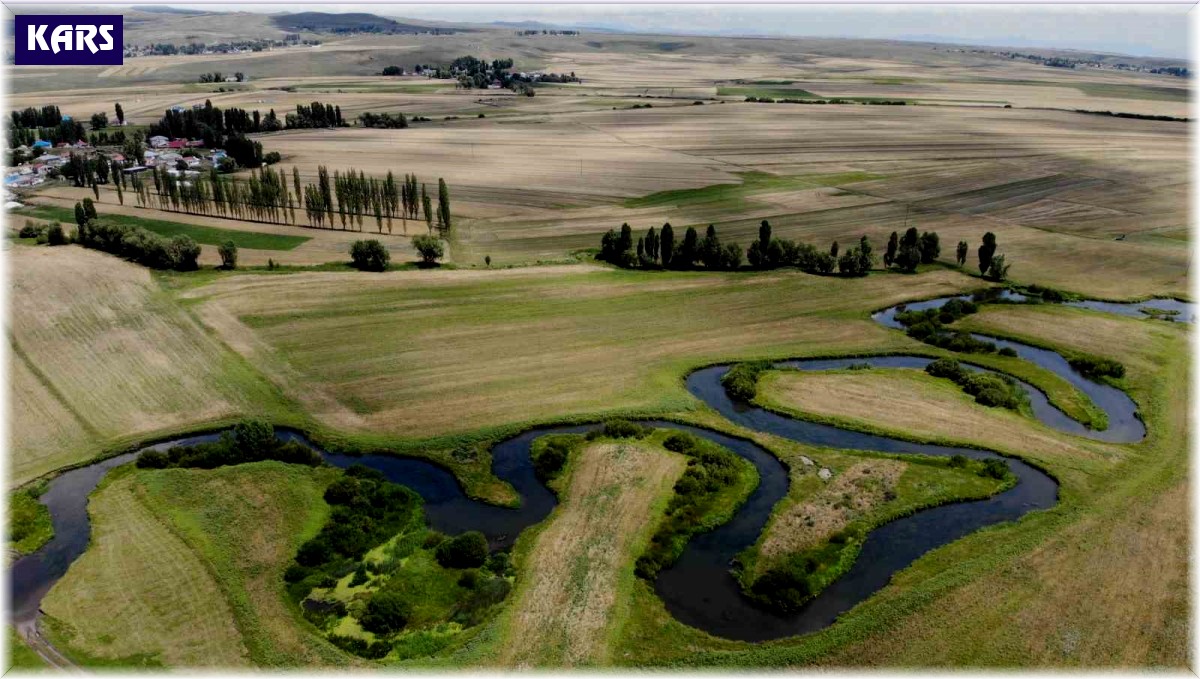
xmin=135 ymin=462 xmax=351 ymax=667
xmin=18 ymin=206 xmax=311 ymax=251
xmin=8 ymin=627 xmax=49 ymax=670
xmin=717 ymin=86 xmax=818 ymax=99
xmin=622 ymin=171 xmax=884 ymax=209
xmin=9 ymin=483 xmax=53 ymax=555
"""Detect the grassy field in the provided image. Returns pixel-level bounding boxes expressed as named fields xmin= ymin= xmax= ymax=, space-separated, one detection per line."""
xmin=8 ymin=15 xmax=1191 ymax=671
xmin=41 ymin=465 xmax=247 ymax=668
xmin=755 ymin=367 xmax=1119 ymax=491
xmin=496 ymin=440 xmax=686 ymax=667
xmin=17 ymin=206 xmax=312 ymax=251
xmin=607 ymin=304 xmax=1188 ymax=667
xmin=8 ymin=245 xmax=296 ymax=485
xmin=744 ymin=441 xmax=1010 ymax=578
xmin=129 ymin=462 xmax=350 ymax=667
xmin=7 ymin=627 xmax=48 ymax=671
xmin=186 ymin=266 xmax=982 ymax=438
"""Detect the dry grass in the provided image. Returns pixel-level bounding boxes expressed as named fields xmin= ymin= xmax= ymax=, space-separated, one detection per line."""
xmin=813 ymin=475 xmax=1187 ymax=667
xmin=7 ymin=246 xmax=286 ymax=484
xmin=757 ymin=459 xmax=904 ymax=564
xmin=756 ymin=368 xmax=1118 ymax=487
xmin=42 ymin=469 xmax=249 ymax=667
xmin=498 ymin=442 xmax=685 ymax=668
xmin=186 ymin=266 xmax=978 ymax=437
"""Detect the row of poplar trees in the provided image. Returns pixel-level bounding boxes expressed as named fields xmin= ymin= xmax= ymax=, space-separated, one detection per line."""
xmin=120 ymin=164 xmax=453 ymax=236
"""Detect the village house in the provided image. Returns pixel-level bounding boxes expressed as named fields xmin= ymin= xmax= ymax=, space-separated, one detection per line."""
xmin=149 ymin=135 xmax=170 ymax=148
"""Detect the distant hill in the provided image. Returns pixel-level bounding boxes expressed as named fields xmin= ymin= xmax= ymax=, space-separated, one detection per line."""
xmin=271 ymin=12 xmax=463 ymax=35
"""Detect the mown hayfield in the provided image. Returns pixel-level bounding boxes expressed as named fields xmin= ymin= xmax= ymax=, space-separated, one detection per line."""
xmin=755 ymin=367 xmax=1120 ymax=489
xmin=186 ymin=265 xmax=986 ymax=438
xmin=497 ymin=441 xmax=686 ymax=668
xmin=41 ymin=467 xmax=249 ymax=668
xmin=130 ymin=461 xmax=351 ymax=667
xmin=7 ymin=245 xmax=291 ymax=484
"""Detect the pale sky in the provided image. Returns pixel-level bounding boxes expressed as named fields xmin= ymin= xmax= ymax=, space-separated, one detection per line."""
xmin=23 ymin=2 xmax=1198 ymax=58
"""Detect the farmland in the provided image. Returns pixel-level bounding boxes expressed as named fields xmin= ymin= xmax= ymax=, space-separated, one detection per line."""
xmin=4 ymin=7 xmax=1191 ymax=673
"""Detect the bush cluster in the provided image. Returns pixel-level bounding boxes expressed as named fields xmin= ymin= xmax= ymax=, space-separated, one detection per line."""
xmin=1068 ymin=355 xmax=1125 ymax=379
xmin=434 ymin=531 xmax=489 ymax=569
xmin=720 ymin=360 xmax=773 ymax=402
xmin=749 ymin=538 xmax=848 ymax=613
xmin=531 ymin=436 xmax=574 ymax=482
xmin=635 ymin=434 xmax=746 ymax=578
xmin=586 ymin=419 xmax=651 ymax=440
xmin=924 ymin=358 xmax=1026 ymax=410
xmin=77 ymin=218 xmax=200 ymax=271
xmin=135 ymin=420 xmax=321 ymax=470
xmin=350 ymin=239 xmax=390 ymax=271
xmin=286 ymin=465 xmax=420 ymax=602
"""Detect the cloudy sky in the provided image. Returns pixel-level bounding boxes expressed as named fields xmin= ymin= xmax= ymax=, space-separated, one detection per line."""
xmin=39 ymin=2 xmax=1199 ymax=58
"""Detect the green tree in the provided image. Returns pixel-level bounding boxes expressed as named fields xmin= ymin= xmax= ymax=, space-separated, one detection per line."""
xmin=829 ymin=240 xmax=839 ymax=259
xmin=675 ymin=227 xmax=699 ymax=269
xmin=895 ymin=227 xmax=921 ymax=272
xmin=978 ymin=232 xmax=997 ymax=275
xmin=350 ymin=239 xmax=390 ymax=271
xmin=114 ymin=102 xmax=124 ymax=125
xmin=218 ymin=240 xmax=238 ymax=269
xmin=90 ymin=112 xmax=108 ymax=130
xmin=74 ymin=202 xmax=87 ymax=228
xmin=412 ymin=234 xmax=444 ymax=266
xmin=759 ymin=219 xmax=772 ymax=253
xmin=360 ymin=591 xmax=412 ymax=635
xmin=435 ymin=531 xmax=488 ymax=568
xmin=884 ymin=231 xmax=898 ymax=268
xmin=986 ymin=253 xmax=1010 ymax=281
xmin=660 ymin=223 xmax=674 ymax=267
xmin=956 ymin=240 xmax=969 ymax=267
xmin=436 ymin=178 xmax=451 ymax=236
xmin=918 ymin=231 xmax=940 ymax=264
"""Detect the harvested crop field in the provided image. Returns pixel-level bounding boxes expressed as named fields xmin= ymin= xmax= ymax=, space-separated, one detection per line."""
xmin=499 ymin=441 xmax=685 ymax=667
xmin=185 ymin=266 xmax=980 ymax=437
xmin=42 ymin=468 xmax=249 ymax=668
xmin=7 ymin=246 xmax=288 ymax=483
xmin=756 ymin=368 xmax=1118 ymax=480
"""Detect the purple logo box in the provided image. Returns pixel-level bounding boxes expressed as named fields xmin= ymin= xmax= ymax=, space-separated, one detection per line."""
xmin=14 ymin=15 xmax=123 ymax=66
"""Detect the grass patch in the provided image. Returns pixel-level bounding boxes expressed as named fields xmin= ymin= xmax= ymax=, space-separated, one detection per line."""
xmin=623 ymin=171 xmax=882 ymax=210
xmin=134 ymin=461 xmax=352 ymax=667
xmin=9 ymin=482 xmax=52 ymax=555
xmin=18 ymin=206 xmax=310 ymax=251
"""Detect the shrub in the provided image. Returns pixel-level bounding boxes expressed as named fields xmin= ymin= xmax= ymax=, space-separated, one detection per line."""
xmin=663 ymin=432 xmax=698 ymax=453
xmin=360 ymin=590 xmax=412 ymax=635
xmin=18 ymin=220 xmax=44 ymax=238
xmin=218 ymin=240 xmax=238 ymax=269
xmin=1068 ymin=355 xmax=1125 ymax=379
xmin=411 ymin=234 xmax=444 ymax=266
xmin=750 ymin=564 xmax=813 ymax=613
xmin=263 ymin=151 xmax=282 ymax=164
xmin=598 ymin=419 xmax=650 ymax=439
xmin=328 ymin=634 xmax=392 ymax=659
xmin=979 ymin=458 xmax=1009 ymax=480
xmin=350 ymin=239 xmax=390 ymax=271
xmin=45 ymin=223 xmax=67 ymax=245
xmin=998 ymin=346 xmax=1018 ymax=357
xmin=435 ymin=531 xmax=488 ymax=569
xmin=720 ymin=360 xmax=772 ymax=402
xmin=532 ymin=437 xmax=572 ymax=482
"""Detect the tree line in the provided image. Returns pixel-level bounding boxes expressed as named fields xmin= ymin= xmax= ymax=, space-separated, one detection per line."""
xmin=598 ymin=220 xmax=1011 ymax=281
xmin=121 ymin=163 xmax=453 ymax=237
xmin=71 ymin=198 xmax=201 ymax=271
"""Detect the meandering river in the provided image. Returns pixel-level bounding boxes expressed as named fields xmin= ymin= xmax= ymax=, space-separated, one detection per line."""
xmin=12 ymin=293 xmax=1156 ymax=644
